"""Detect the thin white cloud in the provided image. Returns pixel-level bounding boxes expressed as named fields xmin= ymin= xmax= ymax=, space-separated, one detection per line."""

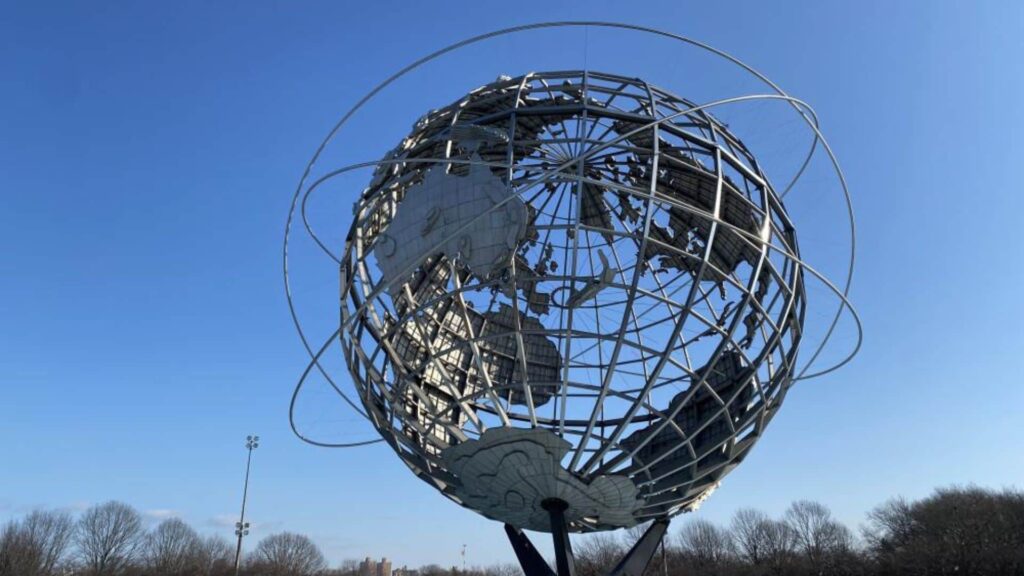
xmin=252 ymin=520 xmax=284 ymax=532
xmin=64 ymin=501 xmax=92 ymax=513
xmin=144 ymin=509 xmax=179 ymax=522
xmin=208 ymin=514 xmax=237 ymax=528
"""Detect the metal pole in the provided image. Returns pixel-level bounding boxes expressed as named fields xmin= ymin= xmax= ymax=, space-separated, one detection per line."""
xmin=660 ymin=538 xmax=667 ymax=576
xmin=233 ymin=435 xmax=259 ymax=576
xmin=543 ymin=499 xmax=576 ymax=576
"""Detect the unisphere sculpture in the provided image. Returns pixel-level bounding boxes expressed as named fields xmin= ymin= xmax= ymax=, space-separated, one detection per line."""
xmin=285 ymin=24 xmax=860 ymax=576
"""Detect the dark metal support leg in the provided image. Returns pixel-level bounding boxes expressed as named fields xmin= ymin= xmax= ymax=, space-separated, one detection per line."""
xmin=543 ymin=499 xmax=576 ymax=576
xmin=607 ymin=519 xmax=670 ymax=576
xmin=504 ymin=524 xmax=555 ymax=576
xmin=505 ymin=505 xmax=670 ymax=576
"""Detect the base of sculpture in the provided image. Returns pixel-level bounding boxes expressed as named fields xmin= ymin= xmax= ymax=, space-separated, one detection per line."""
xmin=504 ymin=499 xmax=669 ymax=576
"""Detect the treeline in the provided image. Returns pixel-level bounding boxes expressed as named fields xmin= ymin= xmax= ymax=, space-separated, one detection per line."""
xmin=573 ymin=485 xmax=1024 ymax=576
xmin=329 ymin=564 xmax=521 ymax=576
xmin=0 ymin=501 xmax=325 ymax=576
xmin=2 ymin=486 xmax=1022 ymax=576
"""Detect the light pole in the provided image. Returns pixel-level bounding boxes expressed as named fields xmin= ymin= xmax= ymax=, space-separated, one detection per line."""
xmin=233 ymin=434 xmax=259 ymax=576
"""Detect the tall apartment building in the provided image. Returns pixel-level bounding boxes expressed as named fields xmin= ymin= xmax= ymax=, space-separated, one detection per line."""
xmin=359 ymin=557 xmax=375 ymax=576
xmin=359 ymin=556 xmax=392 ymax=576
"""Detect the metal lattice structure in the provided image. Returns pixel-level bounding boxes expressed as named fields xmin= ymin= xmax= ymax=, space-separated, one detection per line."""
xmin=285 ymin=24 xmax=860 ymax=550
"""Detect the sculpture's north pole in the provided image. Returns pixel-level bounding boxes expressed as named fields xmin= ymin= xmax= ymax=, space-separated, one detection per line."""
xmin=284 ymin=24 xmax=860 ymax=576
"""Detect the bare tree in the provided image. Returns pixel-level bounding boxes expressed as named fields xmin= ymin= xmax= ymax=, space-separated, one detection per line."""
xmin=196 ymin=535 xmax=234 ymax=576
xmin=730 ymin=508 xmax=771 ymax=567
xmin=249 ymin=531 xmax=327 ymax=576
xmin=862 ymin=497 xmax=913 ymax=553
xmin=482 ymin=564 xmax=522 ymax=576
xmin=677 ymin=518 xmax=735 ymax=575
xmin=329 ymin=558 xmax=361 ymax=576
xmin=761 ymin=519 xmax=799 ymax=575
xmin=864 ymin=486 xmax=1024 ymax=576
xmin=75 ymin=501 xmax=146 ymax=576
xmin=143 ymin=517 xmax=200 ymax=575
xmin=0 ymin=509 xmax=75 ymax=576
xmin=418 ymin=564 xmax=447 ymax=576
xmin=1 ymin=520 xmax=24 ymax=576
xmin=784 ymin=500 xmax=854 ymax=574
xmin=575 ymin=532 xmax=624 ymax=576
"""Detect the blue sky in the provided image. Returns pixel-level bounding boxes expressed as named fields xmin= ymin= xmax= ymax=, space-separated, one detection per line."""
xmin=2 ymin=0 xmax=1023 ymax=568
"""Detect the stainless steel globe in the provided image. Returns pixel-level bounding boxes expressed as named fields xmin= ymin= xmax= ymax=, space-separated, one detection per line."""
xmin=338 ymin=70 xmax=808 ymax=533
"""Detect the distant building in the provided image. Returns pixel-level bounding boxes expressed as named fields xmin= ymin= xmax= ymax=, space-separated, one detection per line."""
xmin=359 ymin=557 xmax=375 ymax=576
xmin=359 ymin=557 xmax=393 ymax=576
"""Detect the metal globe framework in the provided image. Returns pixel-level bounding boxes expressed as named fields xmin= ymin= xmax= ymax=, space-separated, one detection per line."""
xmin=284 ymin=22 xmax=860 ymax=576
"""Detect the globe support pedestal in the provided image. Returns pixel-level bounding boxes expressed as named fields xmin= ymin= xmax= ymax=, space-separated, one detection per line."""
xmin=504 ymin=501 xmax=670 ymax=576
